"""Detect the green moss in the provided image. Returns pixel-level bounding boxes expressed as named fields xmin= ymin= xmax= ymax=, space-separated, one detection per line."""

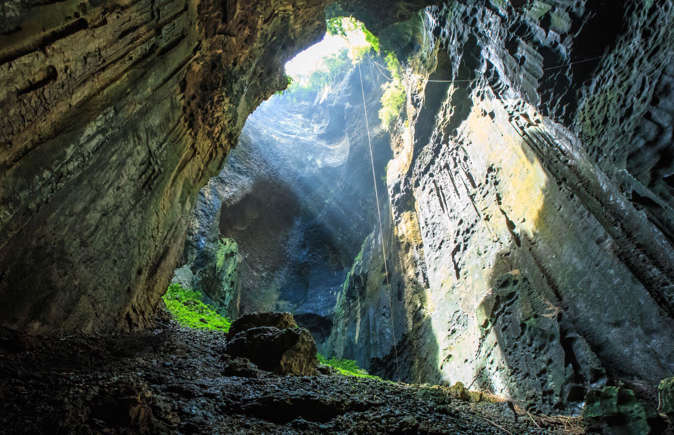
xmin=527 ymin=1 xmax=552 ymax=20
xmin=549 ymin=11 xmax=571 ymax=34
xmin=379 ymin=53 xmax=406 ymax=131
xmin=353 ymin=241 xmax=365 ymax=265
xmin=216 ymin=237 xmax=238 ymax=270
xmin=337 ymin=237 xmax=368 ymax=304
xmin=584 ymin=386 xmax=654 ymax=434
xmin=317 ymin=353 xmax=383 ymax=380
xmin=215 ymin=237 xmax=240 ymax=308
xmin=162 ymin=283 xmax=231 ymax=332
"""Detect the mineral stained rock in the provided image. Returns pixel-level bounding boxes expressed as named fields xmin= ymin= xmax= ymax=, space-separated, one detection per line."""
xmin=659 ymin=377 xmax=674 ymax=418
xmin=583 ymin=386 xmax=657 ymax=434
xmin=326 ymin=0 xmax=674 ymax=414
xmin=1 ymin=0 xmax=674 ymax=420
xmin=0 ymin=0 xmax=324 ymax=334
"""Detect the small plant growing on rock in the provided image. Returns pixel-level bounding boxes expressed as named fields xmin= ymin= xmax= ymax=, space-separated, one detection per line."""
xmin=317 ymin=353 xmax=382 ymax=380
xmin=379 ymin=52 xmax=406 ymax=131
xmin=162 ymin=283 xmax=231 ymax=332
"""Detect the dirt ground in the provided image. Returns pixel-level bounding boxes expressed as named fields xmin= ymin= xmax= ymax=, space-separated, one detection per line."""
xmin=0 ymin=320 xmax=585 ymax=434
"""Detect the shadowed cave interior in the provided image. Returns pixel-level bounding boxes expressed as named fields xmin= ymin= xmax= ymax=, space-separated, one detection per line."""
xmin=1 ymin=1 xmax=674 ymax=433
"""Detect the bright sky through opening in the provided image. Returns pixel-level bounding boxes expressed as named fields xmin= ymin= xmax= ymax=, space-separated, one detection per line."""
xmin=284 ymin=21 xmax=370 ymax=81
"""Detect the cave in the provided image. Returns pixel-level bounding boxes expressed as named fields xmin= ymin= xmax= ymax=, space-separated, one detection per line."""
xmin=1 ymin=0 xmax=674 ymax=433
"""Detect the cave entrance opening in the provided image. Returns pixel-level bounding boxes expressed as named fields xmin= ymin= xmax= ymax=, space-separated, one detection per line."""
xmin=166 ymin=18 xmax=398 ymax=372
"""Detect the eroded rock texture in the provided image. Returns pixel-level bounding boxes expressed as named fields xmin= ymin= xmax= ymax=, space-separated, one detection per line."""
xmin=173 ymin=59 xmax=391 ymax=346
xmin=327 ymin=0 xmax=674 ymax=413
xmin=0 ymin=0 xmax=424 ymax=333
xmin=0 ymin=325 xmax=574 ymax=434
xmin=0 ymin=0 xmax=332 ymax=333
xmin=2 ymin=0 xmax=673 ymax=418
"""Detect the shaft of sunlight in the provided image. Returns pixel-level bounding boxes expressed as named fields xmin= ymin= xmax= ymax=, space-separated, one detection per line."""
xmin=285 ymin=23 xmax=370 ymax=82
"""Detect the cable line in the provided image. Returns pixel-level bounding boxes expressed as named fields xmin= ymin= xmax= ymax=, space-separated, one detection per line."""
xmin=425 ymin=55 xmax=605 ymax=83
xmin=357 ymin=61 xmax=400 ymax=379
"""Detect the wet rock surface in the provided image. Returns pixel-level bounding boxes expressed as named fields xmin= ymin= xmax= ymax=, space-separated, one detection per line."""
xmin=0 ymin=0 xmax=327 ymax=334
xmin=0 ymin=323 xmax=582 ymax=434
xmin=582 ymin=386 xmax=666 ymax=435
xmin=660 ymin=378 xmax=674 ymax=419
xmin=1 ymin=0 xmax=674 ymax=426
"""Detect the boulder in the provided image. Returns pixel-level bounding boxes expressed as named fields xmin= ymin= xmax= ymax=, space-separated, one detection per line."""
xmin=227 ymin=312 xmax=297 ymax=339
xmin=226 ymin=326 xmax=318 ymax=376
xmin=222 ymin=356 xmax=266 ymax=379
xmin=224 ymin=313 xmax=318 ymax=376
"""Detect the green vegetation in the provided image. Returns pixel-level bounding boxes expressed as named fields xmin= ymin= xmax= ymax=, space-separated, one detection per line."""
xmin=284 ymin=15 xmax=406 ymax=130
xmin=327 ymin=16 xmax=380 ymax=58
xmin=162 ymin=283 xmax=231 ymax=332
xmin=317 ymin=353 xmax=383 ymax=380
xmin=337 ymin=237 xmax=368 ymax=305
xmin=276 ymin=76 xmax=294 ymax=96
xmin=282 ymin=48 xmax=353 ymax=101
xmin=216 ymin=237 xmax=238 ymax=271
xmin=213 ymin=237 xmax=240 ymax=312
xmin=379 ymin=52 xmax=406 ymax=130
xmin=282 ymin=16 xmax=379 ymax=100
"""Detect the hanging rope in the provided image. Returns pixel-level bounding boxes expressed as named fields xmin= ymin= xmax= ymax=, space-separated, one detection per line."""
xmin=357 ymin=61 xmax=400 ymax=378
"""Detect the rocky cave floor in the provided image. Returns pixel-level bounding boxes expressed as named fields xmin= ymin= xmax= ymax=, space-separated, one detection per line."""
xmin=0 ymin=319 xmax=584 ymax=434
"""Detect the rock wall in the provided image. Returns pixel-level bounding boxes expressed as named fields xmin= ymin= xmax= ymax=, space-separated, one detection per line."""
xmin=327 ymin=0 xmax=674 ymax=413
xmin=2 ymin=0 xmax=673 ymax=417
xmin=173 ymin=58 xmax=392 ymax=346
xmin=0 ymin=0 xmax=425 ymax=333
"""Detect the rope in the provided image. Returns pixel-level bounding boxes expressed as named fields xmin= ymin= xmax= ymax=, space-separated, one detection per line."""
xmin=542 ymin=55 xmax=603 ymax=71
xmin=357 ymin=61 xmax=400 ymax=379
xmin=427 ymin=79 xmax=476 ymax=83
xmin=349 ymin=52 xmax=605 ymax=379
xmin=425 ymin=55 xmax=605 ymax=83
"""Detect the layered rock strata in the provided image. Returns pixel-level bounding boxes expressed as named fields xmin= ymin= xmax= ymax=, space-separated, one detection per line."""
xmin=327 ymin=0 xmax=674 ymax=413
xmin=1 ymin=0 xmax=673 ymax=418
xmin=0 ymin=0 xmax=424 ymax=333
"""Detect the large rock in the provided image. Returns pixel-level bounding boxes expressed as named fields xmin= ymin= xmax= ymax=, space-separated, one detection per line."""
xmin=225 ymin=312 xmax=318 ymax=376
xmin=0 ymin=0 xmax=327 ymax=334
xmin=227 ymin=312 xmax=298 ymax=338
xmin=190 ymin=237 xmax=240 ymax=318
